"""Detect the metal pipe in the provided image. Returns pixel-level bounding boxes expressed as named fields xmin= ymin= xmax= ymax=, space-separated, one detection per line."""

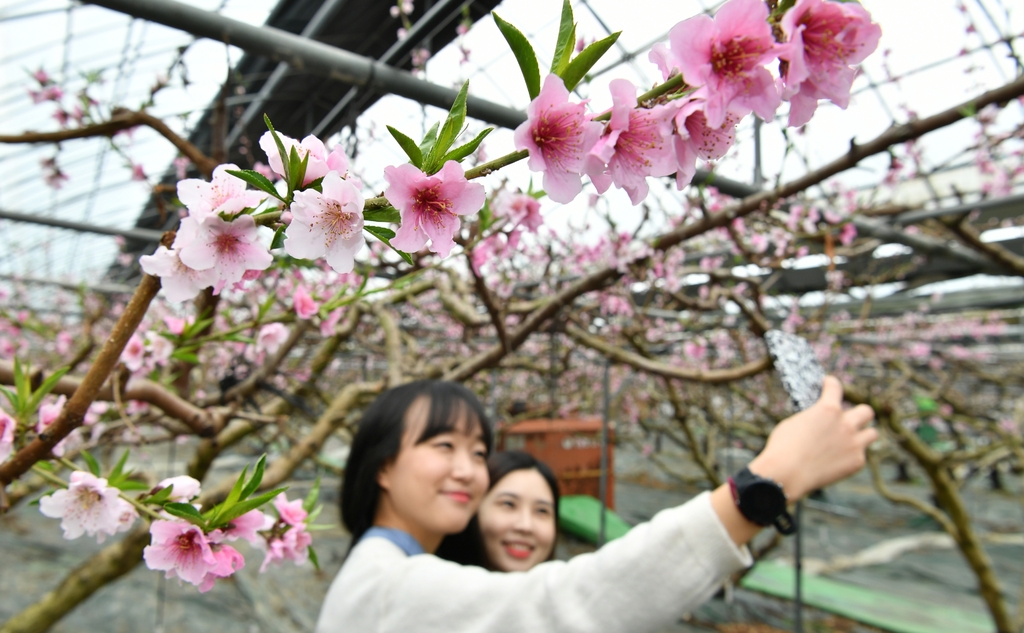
xmin=225 ymin=0 xmax=351 ymax=149
xmin=0 ymin=273 xmax=135 ymax=295
xmin=0 ymin=208 xmax=163 ymax=242
xmin=84 ymin=0 xmax=528 ymax=130
xmin=312 ymin=0 xmax=470 ymax=136
xmin=599 ymin=356 xmax=610 ymax=548
xmin=896 ymin=190 xmax=1024 ymax=225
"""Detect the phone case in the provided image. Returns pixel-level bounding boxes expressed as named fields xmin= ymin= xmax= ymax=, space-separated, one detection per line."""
xmin=764 ymin=330 xmax=825 ymax=412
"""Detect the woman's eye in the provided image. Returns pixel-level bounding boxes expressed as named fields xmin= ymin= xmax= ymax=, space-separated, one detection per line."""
xmin=500 ymin=500 xmax=515 ymax=509
xmin=433 ymin=441 xmax=454 ymax=450
xmin=536 ymin=507 xmax=551 ymax=516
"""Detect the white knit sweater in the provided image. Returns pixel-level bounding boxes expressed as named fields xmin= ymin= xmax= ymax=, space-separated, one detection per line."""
xmin=315 ymin=492 xmax=752 ymax=633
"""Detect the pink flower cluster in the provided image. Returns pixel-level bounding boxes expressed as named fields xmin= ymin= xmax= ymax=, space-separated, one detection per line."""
xmin=0 ymin=409 xmax=15 ymax=463
xmin=39 ymin=471 xmax=137 ymax=543
xmin=515 ymin=0 xmax=878 ymax=205
xmin=141 ymin=492 xmax=314 ymax=593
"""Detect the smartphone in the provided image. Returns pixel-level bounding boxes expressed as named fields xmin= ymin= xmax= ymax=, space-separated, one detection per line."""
xmin=764 ymin=330 xmax=825 ymax=412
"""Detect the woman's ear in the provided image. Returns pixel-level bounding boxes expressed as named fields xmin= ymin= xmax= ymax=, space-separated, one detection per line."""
xmin=376 ymin=461 xmax=393 ymax=492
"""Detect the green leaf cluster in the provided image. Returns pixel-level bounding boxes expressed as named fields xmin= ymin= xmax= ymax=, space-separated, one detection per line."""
xmin=492 ymin=0 xmax=620 ymax=99
xmin=0 ymin=358 xmax=69 ymax=425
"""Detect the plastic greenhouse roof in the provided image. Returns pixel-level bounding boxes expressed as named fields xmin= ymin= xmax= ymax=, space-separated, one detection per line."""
xmin=0 ymin=0 xmax=1022 ymax=292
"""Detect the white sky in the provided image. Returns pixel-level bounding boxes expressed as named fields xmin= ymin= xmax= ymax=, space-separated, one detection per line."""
xmin=0 ymin=0 xmax=1022 ymax=286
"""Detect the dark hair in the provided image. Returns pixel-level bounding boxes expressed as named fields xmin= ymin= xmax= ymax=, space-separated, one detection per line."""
xmin=435 ymin=450 xmax=561 ymax=568
xmin=341 ymin=380 xmax=493 ymax=548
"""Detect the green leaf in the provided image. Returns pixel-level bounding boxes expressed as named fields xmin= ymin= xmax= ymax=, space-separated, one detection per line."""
xmin=27 ymin=366 xmax=70 ymax=413
xmin=211 ymin=465 xmax=248 ymax=525
xmin=308 ymin=545 xmax=321 ymax=571
xmin=0 ymin=385 xmax=17 ymax=411
xmin=560 ymin=31 xmax=620 ymax=92
xmin=550 ymin=0 xmax=576 ymax=76
xmin=170 ymin=350 xmax=200 ymax=365
xmin=364 ymin=225 xmax=396 ymax=241
xmin=182 ymin=316 xmax=215 ymax=339
xmin=363 ymin=226 xmax=414 ymax=265
xmin=288 ymin=146 xmax=310 ymax=194
xmin=108 ymin=449 xmax=131 ymax=482
xmin=241 ymin=455 xmax=267 ymax=500
xmin=263 ymin=114 xmax=291 ymax=187
xmin=225 ymin=169 xmax=284 ymax=201
xmin=222 ymin=334 xmax=257 ymax=344
xmin=145 ymin=485 xmax=175 ymax=506
xmin=387 ymin=126 xmax=423 ymax=168
xmin=478 ymin=199 xmax=493 ymax=232
xmin=215 ymin=487 xmax=288 ymax=526
xmin=441 ymin=127 xmax=493 ymax=165
xmin=306 ymin=503 xmax=324 ymax=525
xmin=302 ymin=176 xmax=324 ymax=193
xmin=423 ymin=81 xmax=470 ymax=173
xmin=418 ymin=122 xmax=440 ymax=159
xmin=492 ymin=13 xmax=541 ymax=100
xmin=80 ymin=450 xmax=101 ymax=476
xmin=363 ymin=206 xmax=402 ymax=223
xmin=111 ymin=479 xmax=150 ymax=492
xmin=14 ymin=358 xmax=29 ymax=411
xmin=270 ymin=225 xmax=287 ymax=250
xmin=164 ymin=502 xmax=207 ymax=528
xmin=303 ymin=476 xmax=321 ymax=513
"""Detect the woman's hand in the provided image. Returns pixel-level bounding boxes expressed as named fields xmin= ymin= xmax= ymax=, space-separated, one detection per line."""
xmin=710 ymin=376 xmax=876 ymax=547
xmin=747 ymin=375 xmax=877 ymax=501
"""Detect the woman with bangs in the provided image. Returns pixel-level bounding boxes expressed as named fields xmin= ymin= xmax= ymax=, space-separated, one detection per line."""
xmin=317 ymin=377 xmax=876 ymax=633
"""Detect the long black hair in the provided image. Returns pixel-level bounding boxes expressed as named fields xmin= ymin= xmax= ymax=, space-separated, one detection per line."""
xmin=435 ymin=450 xmax=561 ymax=567
xmin=341 ymin=380 xmax=493 ymax=549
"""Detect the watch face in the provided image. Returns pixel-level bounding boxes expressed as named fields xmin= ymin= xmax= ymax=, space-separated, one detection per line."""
xmin=741 ymin=480 xmax=787 ymax=525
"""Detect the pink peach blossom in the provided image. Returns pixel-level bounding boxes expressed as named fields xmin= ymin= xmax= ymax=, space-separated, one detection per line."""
xmin=39 ymin=471 xmax=125 ymax=542
xmin=256 ymin=323 xmax=289 ymax=355
xmin=120 ymin=334 xmax=146 ymax=372
xmin=384 ymin=161 xmax=485 ymax=258
xmin=177 ymin=163 xmax=265 ymax=221
xmin=139 ymin=246 xmax=219 ymax=303
xmin=37 ymin=395 xmax=69 ymax=456
xmin=0 ymin=410 xmax=15 ymax=463
xmin=494 ymin=192 xmax=543 ymax=233
xmin=584 ymin=79 xmax=677 ymax=205
xmin=285 ymin=171 xmax=365 ymax=273
xmin=513 ymin=75 xmax=602 ymax=203
xmin=293 ymin=285 xmax=320 ymax=319
xmin=259 ymin=525 xmax=312 ymax=572
xmin=144 ymin=520 xmax=218 ymax=587
xmin=258 ymin=132 xmax=349 ymax=187
xmin=198 ymin=544 xmax=246 ymax=593
xmin=667 ymin=0 xmax=781 ymax=127
xmin=157 ymin=475 xmax=202 ymax=503
xmin=320 ymin=308 xmax=343 ymax=337
xmin=175 ymin=215 xmax=273 ymax=293
xmin=214 ymin=509 xmax=272 ymax=546
xmin=273 ymin=493 xmax=308 ymax=527
xmin=163 ymin=316 xmax=187 ymax=335
xmin=779 ymin=0 xmax=881 ymax=126
xmin=671 ymin=98 xmax=742 ymax=188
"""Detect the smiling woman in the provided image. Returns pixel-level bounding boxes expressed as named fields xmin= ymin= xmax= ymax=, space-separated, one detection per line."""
xmin=319 ymin=377 xmax=877 ymax=633
xmin=435 ymin=450 xmax=561 ymax=571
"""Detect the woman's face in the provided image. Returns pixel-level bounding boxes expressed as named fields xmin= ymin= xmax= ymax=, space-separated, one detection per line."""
xmin=376 ymin=399 xmax=489 ymax=551
xmin=477 ymin=468 xmax=557 ymax=572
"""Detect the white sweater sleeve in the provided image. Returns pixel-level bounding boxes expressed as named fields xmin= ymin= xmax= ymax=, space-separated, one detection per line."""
xmin=316 ymin=491 xmax=752 ymax=633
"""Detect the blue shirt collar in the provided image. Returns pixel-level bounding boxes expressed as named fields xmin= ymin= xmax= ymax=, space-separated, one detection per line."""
xmin=360 ymin=527 xmax=425 ymax=556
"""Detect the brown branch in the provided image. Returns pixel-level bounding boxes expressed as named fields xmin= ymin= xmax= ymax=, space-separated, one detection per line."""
xmin=374 ymin=306 xmax=405 ymax=387
xmin=0 ymin=361 xmax=218 ymax=437
xmin=866 ymin=450 xmax=958 ymax=536
xmin=0 ymin=274 xmax=162 ymax=489
xmin=566 ymin=324 xmax=771 ymax=383
xmin=651 ymin=74 xmax=1024 ymax=254
xmin=943 ymin=215 xmax=1024 ymax=277
xmin=0 ymin=109 xmax=218 ymax=177
xmin=466 ymin=254 xmax=510 ymax=353
xmin=221 ymin=320 xmax=311 ymax=403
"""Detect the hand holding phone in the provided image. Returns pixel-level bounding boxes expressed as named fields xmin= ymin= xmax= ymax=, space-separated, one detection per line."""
xmin=764 ymin=330 xmax=826 ymax=413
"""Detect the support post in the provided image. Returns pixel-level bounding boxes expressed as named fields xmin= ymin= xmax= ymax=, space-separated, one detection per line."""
xmin=599 ymin=356 xmax=610 ymax=547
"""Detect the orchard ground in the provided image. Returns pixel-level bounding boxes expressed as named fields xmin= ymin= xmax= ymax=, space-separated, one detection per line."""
xmin=2 ymin=441 xmax=1018 ymax=633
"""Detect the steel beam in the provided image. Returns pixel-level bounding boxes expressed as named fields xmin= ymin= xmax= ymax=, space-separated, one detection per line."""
xmin=0 ymin=208 xmax=163 ymax=242
xmin=84 ymin=0 xmax=527 ymax=130
xmin=0 ymin=273 xmax=135 ymax=295
xmin=84 ymin=0 xmax=757 ymax=199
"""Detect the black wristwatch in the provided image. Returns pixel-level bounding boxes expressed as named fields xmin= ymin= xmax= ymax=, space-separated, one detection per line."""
xmin=728 ymin=466 xmax=797 ymax=535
